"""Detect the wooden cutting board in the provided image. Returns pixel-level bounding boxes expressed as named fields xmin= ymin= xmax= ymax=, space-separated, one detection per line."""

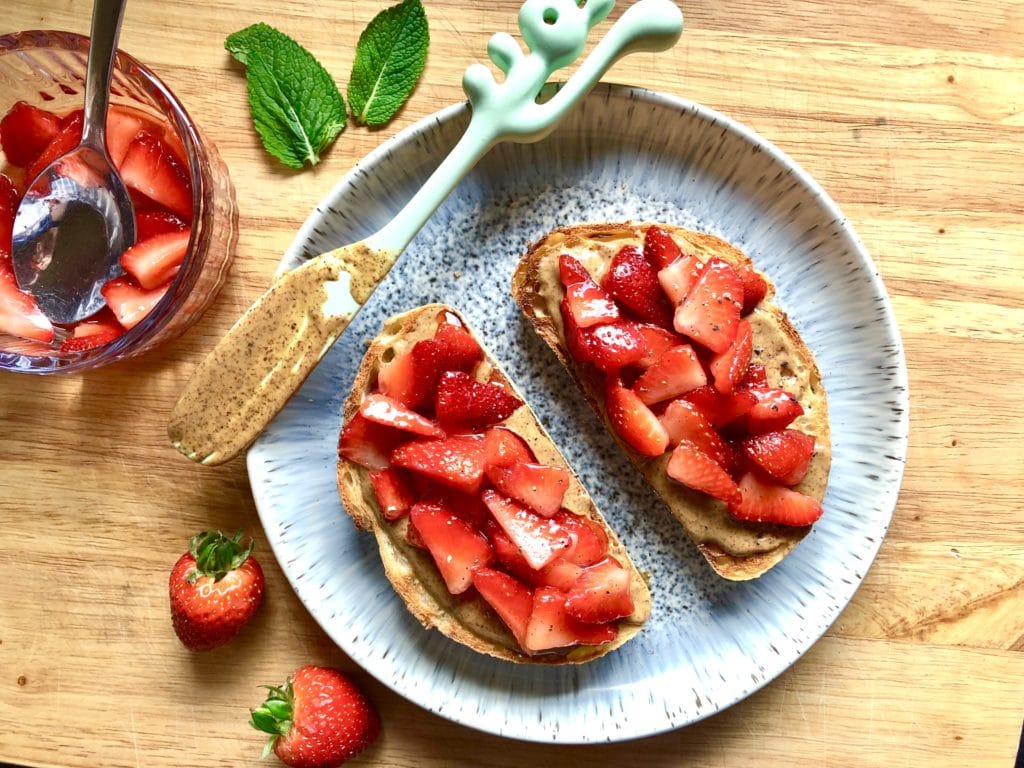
xmin=1 ymin=1 xmax=1022 ymax=766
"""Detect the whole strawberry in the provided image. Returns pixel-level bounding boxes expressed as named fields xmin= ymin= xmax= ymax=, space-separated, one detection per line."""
xmin=169 ymin=530 xmax=264 ymax=651
xmin=250 ymin=666 xmax=381 ymax=768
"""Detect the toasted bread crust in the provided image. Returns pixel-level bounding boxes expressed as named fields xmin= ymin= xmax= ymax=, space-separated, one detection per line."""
xmin=512 ymin=222 xmax=831 ymax=581
xmin=337 ymin=304 xmax=651 ymax=664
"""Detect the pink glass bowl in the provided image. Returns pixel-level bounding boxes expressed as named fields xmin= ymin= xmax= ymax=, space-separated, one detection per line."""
xmin=0 ymin=30 xmax=238 ymax=373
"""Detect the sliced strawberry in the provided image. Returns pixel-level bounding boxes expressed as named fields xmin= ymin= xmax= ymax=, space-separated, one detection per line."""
xmin=581 ymin=320 xmax=648 ymax=372
xmin=105 ymin=104 xmax=161 ymax=165
xmin=433 ymin=319 xmax=483 ymax=370
xmin=369 ymin=467 xmax=416 ymax=521
xmin=0 ymin=263 xmax=54 ymax=343
xmin=739 ymin=386 xmax=805 ymax=434
xmin=739 ymin=429 xmax=816 ymax=485
xmin=634 ymin=324 xmax=680 ymax=369
xmin=565 ymin=558 xmax=634 ymax=624
xmin=413 ymin=478 xmax=491 ymax=528
xmin=359 ymin=393 xmax=445 ymax=438
xmin=666 ymin=439 xmax=741 ymax=504
xmin=550 ymin=510 xmax=609 ymax=566
xmin=100 ymin=276 xmax=167 ymax=330
xmin=559 ymin=292 xmax=593 ymax=362
xmin=534 ymin=557 xmax=585 ymax=590
xmin=605 ymin=378 xmax=669 ymax=456
xmin=736 ymin=262 xmax=769 ymax=314
xmin=0 ymin=101 xmax=62 ymax=168
xmin=483 ymin=427 xmax=535 ymax=475
xmin=376 ymin=349 xmax=418 ymax=406
xmin=59 ymin=310 xmax=122 ymax=352
xmin=563 ymin=278 xmax=619 ymax=329
xmin=472 ymin=567 xmax=533 ymax=647
xmin=710 ymin=318 xmax=753 ymax=395
xmin=483 ymin=519 xmax=537 ymax=584
xmin=643 ymin=224 xmax=682 ymax=269
xmin=558 ymin=253 xmax=592 ymax=286
xmin=524 ymin=587 xmax=617 ymax=653
xmin=25 ymin=111 xmax=83 ymax=182
xmin=729 ymin=471 xmax=823 ymax=526
xmin=118 ymin=132 xmax=193 ymax=220
xmin=135 ymin=210 xmax=187 ymax=242
xmin=489 ymin=462 xmax=569 ymax=518
xmin=601 ymin=245 xmax=672 ymax=327
xmin=482 ymin=490 xmax=570 ymax=570
xmin=741 ymin=362 xmax=768 ymax=388
xmin=119 ymin=229 xmax=190 ymax=289
xmin=632 ymin=344 xmax=707 ymax=405
xmin=659 ymin=399 xmax=731 ymax=466
xmin=673 ymin=258 xmax=744 ymax=354
xmin=434 ymin=370 xmax=523 ymax=431
xmin=681 ymin=385 xmax=757 ymax=428
xmin=391 ymin=434 xmax=486 ymax=494
xmin=409 ymin=503 xmax=492 ymax=594
xmin=338 ymin=413 xmax=406 ymax=470
xmin=657 ymin=253 xmax=704 ymax=306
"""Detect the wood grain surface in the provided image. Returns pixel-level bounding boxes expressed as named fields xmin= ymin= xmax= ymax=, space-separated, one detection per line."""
xmin=1 ymin=1 xmax=1022 ymax=766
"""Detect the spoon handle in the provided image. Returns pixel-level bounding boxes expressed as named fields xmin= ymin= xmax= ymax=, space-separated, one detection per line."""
xmin=80 ymin=0 xmax=128 ymax=150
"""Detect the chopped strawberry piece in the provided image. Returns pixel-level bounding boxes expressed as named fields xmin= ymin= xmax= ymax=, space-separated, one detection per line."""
xmin=409 ymin=503 xmax=493 ymax=594
xmin=710 ymin=318 xmax=753 ymax=394
xmin=739 ymin=386 xmax=805 ymax=434
xmin=489 ymin=462 xmax=570 ymax=518
xmin=558 ymin=253 xmax=592 ymax=286
xmin=729 ymin=471 xmax=823 ymax=526
xmin=550 ymin=510 xmax=609 ymax=566
xmin=681 ymin=385 xmax=757 ymax=428
xmin=666 ymin=440 xmax=741 ymax=504
xmin=376 ymin=349 xmax=418 ymax=405
xmin=657 ymin=253 xmax=704 ymax=306
xmin=100 ymin=276 xmax=167 ymax=330
xmin=412 ymin=477 xmax=491 ymax=528
xmin=643 ymin=224 xmax=682 ymax=269
xmin=472 ymin=567 xmax=533 ymax=647
xmin=606 ymin=378 xmax=669 ymax=456
xmin=135 ymin=210 xmax=187 ymax=242
xmin=559 ymin=292 xmax=593 ymax=362
xmin=391 ymin=434 xmax=486 ymax=494
xmin=118 ymin=132 xmax=193 ymax=220
xmin=601 ymin=245 xmax=672 ymax=327
xmin=524 ymin=587 xmax=617 ymax=653
xmin=632 ymin=344 xmax=707 ymax=405
xmin=741 ymin=362 xmax=768 ymax=388
xmin=368 ymin=468 xmax=416 ymax=521
xmin=0 ymin=263 xmax=54 ymax=343
xmin=338 ymin=412 xmax=406 ymax=470
xmin=483 ymin=519 xmax=536 ymax=584
xmin=482 ymin=490 xmax=570 ymax=570
xmin=673 ymin=258 xmax=744 ymax=354
xmin=1 ymin=173 xmax=19 ymax=261
xmin=435 ymin=370 xmax=523 ymax=431
xmin=739 ymin=429 xmax=816 ymax=485
xmin=359 ymin=393 xmax=445 ymax=438
xmin=404 ymin=515 xmax=427 ymax=549
xmin=581 ymin=320 xmax=648 ymax=372
xmin=565 ymin=558 xmax=635 ymax=624
xmin=59 ymin=310 xmax=122 ymax=352
xmin=119 ymin=229 xmax=190 ymax=289
xmin=634 ymin=324 xmax=680 ymax=369
xmin=105 ymin=104 xmax=161 ymax=165
xmin=534 ymin=556 xmax=585 ymax=590
xmin=483 ymin=427 xmax=535 ymax=475
xmin=563 ymin=278 xmax=619 ymax=329
xmin=659 ymin=399 xmax=731 ymax=466
xmin=0 ymin=101 xmax=62 ymax=168
xmin=25 ymin=111 xmax=83 ymax=183
xmin=433 ymin=319 xmax=483 ymax=370
xmin=736 ymin=262 xmax=769 ymax=314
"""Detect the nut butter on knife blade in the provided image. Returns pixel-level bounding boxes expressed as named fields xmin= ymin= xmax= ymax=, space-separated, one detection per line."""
xmin=168 ymin=0 xmax=683 ymax=465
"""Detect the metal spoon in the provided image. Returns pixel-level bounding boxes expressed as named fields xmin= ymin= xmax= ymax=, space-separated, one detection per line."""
xmin=12 ymin=0 xmax=136 ymax=325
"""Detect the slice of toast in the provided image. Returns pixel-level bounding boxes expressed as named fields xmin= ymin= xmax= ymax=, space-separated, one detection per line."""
xmin=336 ymin=304 xmax=651 ymax=663
xmin=512 ymin=222 xmax=831 ymax=581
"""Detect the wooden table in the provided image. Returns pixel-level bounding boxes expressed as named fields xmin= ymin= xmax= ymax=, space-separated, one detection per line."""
xmin=2 ymin=1 xmax=1022 ymax=766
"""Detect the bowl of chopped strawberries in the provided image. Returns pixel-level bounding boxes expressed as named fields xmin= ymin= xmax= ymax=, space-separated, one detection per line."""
xmin=0 ymin=30 xmax=237 ymax=373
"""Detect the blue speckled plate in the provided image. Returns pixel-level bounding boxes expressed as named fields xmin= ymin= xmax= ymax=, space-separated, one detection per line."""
xmin=247 ymin=84 xmax=908 ymax=744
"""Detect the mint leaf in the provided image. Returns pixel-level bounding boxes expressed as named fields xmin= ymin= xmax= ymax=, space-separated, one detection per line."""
xmin=348 ymin=0 xmax=429 ymax=127
xmin=226 ymin=23 xmax=346 ymax=169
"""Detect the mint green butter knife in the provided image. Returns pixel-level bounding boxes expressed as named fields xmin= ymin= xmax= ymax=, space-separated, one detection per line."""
xmin=169 ymin=0 xmax=683 ymax=465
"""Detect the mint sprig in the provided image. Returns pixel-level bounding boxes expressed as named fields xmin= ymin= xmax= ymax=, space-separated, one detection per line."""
xmin=226 ymin=23 xmax=347 ymax=169
xmin=347 ymin=0 xmax=429 ymax=127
